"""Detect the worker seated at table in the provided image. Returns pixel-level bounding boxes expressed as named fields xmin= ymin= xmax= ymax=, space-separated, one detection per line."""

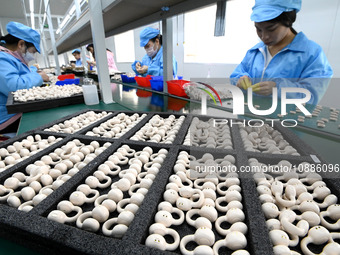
xmin=132 ymin=27 xmax=178 ymax=77
xmin=71 ymin=48 xmax=90 ymax=68
xmin=86 ymin=43 xmax=119 ymax=72
xmin=229 ymin=0 xmax=333 ymax=105
xmin=0 ymin=21 xmax=49 ymax=133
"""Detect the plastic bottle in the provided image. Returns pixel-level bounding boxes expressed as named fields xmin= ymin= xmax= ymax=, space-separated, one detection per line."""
xmin=82 ymin=78 xmax=99 ymax=105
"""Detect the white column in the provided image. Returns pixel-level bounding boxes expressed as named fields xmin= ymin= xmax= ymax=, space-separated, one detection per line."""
xmin=88 ymin=0 xmax=114 ymax=103
xmin=44 ymin=0 xmax=60 ymax=74
xmin=162 ymin=17 xmax=174 ymax=93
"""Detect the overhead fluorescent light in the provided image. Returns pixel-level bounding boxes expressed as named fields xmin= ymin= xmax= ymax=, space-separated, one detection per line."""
xmin=69 ymin=5 xmax=76 ymax=15
xmin=60 ymin=14 xmax=70 ymax=28
xmin=30 ymin=13 xmax=35 ymax=29
xmin=56 ymin=28 xmax=60 ymax=34
xmin=29 ymin=0 xmax=34 ymax=12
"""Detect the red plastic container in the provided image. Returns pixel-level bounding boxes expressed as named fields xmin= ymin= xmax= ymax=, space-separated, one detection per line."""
xmin=166 ymin=80 xmax=190 ymax=97
xmin=58 ymin=74 xmax=75 ymax=81
xmin=135 ymin=75 xmax=152 ymax=87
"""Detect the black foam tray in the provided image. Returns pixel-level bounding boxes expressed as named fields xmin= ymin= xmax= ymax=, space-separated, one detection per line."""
xmin=0 ymin=109 xmax=337 ymax=255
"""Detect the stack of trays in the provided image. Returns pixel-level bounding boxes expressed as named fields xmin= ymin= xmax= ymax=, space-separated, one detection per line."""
xmin=0 ymin=110 xmax=338 ymax=255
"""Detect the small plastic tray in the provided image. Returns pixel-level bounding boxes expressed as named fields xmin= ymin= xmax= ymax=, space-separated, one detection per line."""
xmin=166 ymin=79 xmax=190 ymax=97
xmin=55 ymin=78 xmax=80 ymax=85
xmin=135 ymin=75 xmax=152 ymax=87
xmin=121 ymin=74 xmax=136 ymax=83
xmin=57 ymin=74 xmax=75 ymax=81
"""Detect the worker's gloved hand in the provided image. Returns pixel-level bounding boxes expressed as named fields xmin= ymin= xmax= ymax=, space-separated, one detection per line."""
xmin=137 ymin=65 xmax=148 ymax=75
xmin=250 ymin=81 xmax=276 ymax=95
xmin=38 ymin=71 xmax=50 ymax=82
xmin=237 ymin=75 xmax=252 ymax=90
xmin=135 ymin=62 xmax=141 ymax=69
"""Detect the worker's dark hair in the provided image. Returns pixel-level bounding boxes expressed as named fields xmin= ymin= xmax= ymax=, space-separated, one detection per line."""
xmin=150 ymin=34 xmax=162 ymax=45
xmin=268 ymin=10 xmax=297 ymax=34
xmin=0 ymin=34 xmax=35 ymax=48
xmin=86 ymin=43 xmax=93 ymax=52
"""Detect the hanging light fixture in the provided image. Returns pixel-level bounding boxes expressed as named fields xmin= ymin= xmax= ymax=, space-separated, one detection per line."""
xmin=30 ymin=0 xmax=35 ymax=29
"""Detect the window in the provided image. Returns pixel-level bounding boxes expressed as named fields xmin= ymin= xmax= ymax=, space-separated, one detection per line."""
xmin=114 ymin=30 xmax=135 ymax=62
xmin=184 ymin=0 xmax=259 ymax=64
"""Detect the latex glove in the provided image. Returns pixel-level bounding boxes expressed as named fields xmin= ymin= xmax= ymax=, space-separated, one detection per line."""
xmin=38 ymin=71 xmax=50 ymax=82
xmin=250 ymin=81 xmax=276 ymax=95
xmin=237 ymin=76 xmax=252 ymax=90
xmin=137 ymin=65 xmax=148 ymax=75
xmin=135 ymin=62 xmax=141 ymax=69
xmin=33 ymin=63 xmax=40 ymax=69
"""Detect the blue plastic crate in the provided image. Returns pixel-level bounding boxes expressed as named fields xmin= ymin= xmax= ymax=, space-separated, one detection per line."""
xmin=121 ymin=74 xmax=136 ymax=83
xmin=150 ymin=79 xmax=163 ymax=91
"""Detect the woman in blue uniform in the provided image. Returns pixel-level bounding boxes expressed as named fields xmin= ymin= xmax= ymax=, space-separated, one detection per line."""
xmin=0 ymin=21 xmax=48 ymax=132
xmin=230 ymin=0 xmax=333 ymax=105
xmin=132 ymin=27 xmax=178 ymax=77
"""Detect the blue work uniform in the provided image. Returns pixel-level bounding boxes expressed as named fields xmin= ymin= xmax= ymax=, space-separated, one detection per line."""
xmin=0 ymin=51 xmax=43 ymax=124
xmin=230 ymin=32 xmax=333 ymax=105
xmin=132 ymin=46 xmax=178 ymax=77
xmin=75 ymin=58 xmax=82 ymax=67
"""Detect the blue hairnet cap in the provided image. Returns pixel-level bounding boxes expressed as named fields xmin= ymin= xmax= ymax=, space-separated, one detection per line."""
xmin=140 ymin=27 xmax=160 ymax=47
xmin=72 ymin=49 xmax=81 ymax=54
xmin=251 ymin=0 xmax=302 ymax=22
xmin=6 ymin=21 xmax=41 ymax=53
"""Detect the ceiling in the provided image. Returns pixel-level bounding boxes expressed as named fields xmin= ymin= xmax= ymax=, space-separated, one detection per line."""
xmin=0 ymin=0 xmax=73 ymax=38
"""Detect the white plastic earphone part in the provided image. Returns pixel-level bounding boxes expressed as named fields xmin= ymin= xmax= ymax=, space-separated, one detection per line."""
xmin=316 ymin=194 xmax=338 ymax=209
xmin=290 ymin=200 xmax=320 ymax=214
xmin=148 ymin=223 xmax=180 ymax=251
xmin=215 ymin=190 xmax=242 ymax=212
xmin=216 ymin=183 xmax=241 ymax=196
xmin=215 ymin=199 xmax=243 ymax=213
xmin=155 ymin=210 xmax=184 ymax=227
xmin=157 ymin=201 xmax=185 ymax=223
xmin=146 ymin=234 xmax=183 ymax=252
xmin=163 ymin=189 xmax=179 ymax=204
xmin=213 ymin=231 xmax=247 ymax=252
xmin=279 ymin=210 xmax=309 ymax=237
xmin=186 ymin=205 xmax=218 ymax=223
xmin=93 ymin=195 xmax=117 ymax=212
xmin=215 ymin=220 xmax=248 ymax=236
xmin=320 ymin=204 xmax=340 ymax=230
xmin=48 ymin=201 xmax=83 ymax=224
xmin=176 ymin=188 xmax=204 ymax=211
xmin=76 ymin=211 xmax=100 ymax=232
xmin=180 ymin=227 xmax=215 ymax=254
xmin=262 ymin=202 xmax=280 ymax=219
xmin=271 ymin=181 xmax=296 ymax=208
xmin=300 ymin=226 xmax=340 ymax=255
xmin=273 ymin=245 xmax=302 ymax=255
xmin=266 ymin=219 xmax=281 ymax=231
xmin=231 ymin=250 xmax=250 ymax=255
xmin=0 ymin=185 xmax=14 ymax=202
xmin=312 ymin=185 xmax=331 ymax=201
xmin=85 ymin=171 xmax=111 ymax=189
xmin=186 ymin=216 xmax=212 ymax=229
xmin=102 ymin=218 xmax=128 ymax=238
xmin=269 ymin=229 xmax=299 ymax=247
xmin=69 ymin=185 xmax=100 ymax=206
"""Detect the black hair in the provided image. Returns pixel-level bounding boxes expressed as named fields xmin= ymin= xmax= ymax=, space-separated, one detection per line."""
xmin=150 ymin=34 xmax=162 ymax=45
xmin=268 ymin=10 xmax=297 ymax=34
xmin=86 ymin=43 xmax=112 ymax=60
xmin=72 ymin=50 xmax=81 ymax=54
xmin=0 ymin=34 xmax=35 ymax=48
xmin=86 ymin=43 xmax=93 ymax=52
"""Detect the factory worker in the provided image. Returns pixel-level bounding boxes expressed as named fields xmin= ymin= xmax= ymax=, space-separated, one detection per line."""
xmin=0 ymin=21 xmax=49 ymax=131
xmin=230 ymin=0 xmax=333 ymax=105
xmin=71 ymin=49 xmax=83 ymax=67
xmin=86 ymin=43 xmax=119 ymax=72
xmin=132 ymin=27 xmax=178 ymax=77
